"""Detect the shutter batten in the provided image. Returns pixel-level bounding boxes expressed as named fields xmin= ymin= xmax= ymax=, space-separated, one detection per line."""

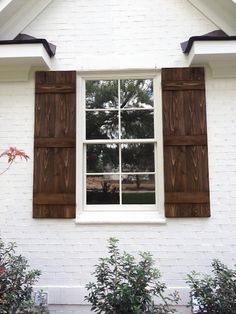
xmin=162 ymin=80 xmax=205 ymax=91
xmin=164 ymin=135 xmax=207 ymax=146
xmin=33 ymin=71 xmax=76 ymax=218
xmin=34 ymin=193 xmax=75 ymax=205
xmin=35 ymin=138 xmax=75 ymax=148
xmin=162 ymin=67 xmax=210 ymax=218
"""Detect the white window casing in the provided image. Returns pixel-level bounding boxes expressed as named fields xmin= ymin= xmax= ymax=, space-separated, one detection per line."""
xmin=75 ymin=70 xmax=166 ymax=224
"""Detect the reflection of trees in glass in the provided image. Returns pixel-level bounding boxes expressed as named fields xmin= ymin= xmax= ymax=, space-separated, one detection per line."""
xmin=86 ymin=80 xmax=118 ymax=109
xmin=121 ymin=110 xmax=154 ymax=139
xmin=86 ymin=79 xmax=154 ymax=140
xmin=86 ymin=175 xmax=119 ymax=204
xmin=87 ymin=144 xmax=119 ymax=173
xmin=121 ymin=80 xmax=154 ymax=139
xmin=122 ymin=143 xmax=154 ymax=190
xmin=122 ymin=174 xmax=155 ymax=204
xmin=120 ymin=79 xmax=153 ymax=109
xmin=86 ymin=111 xmax=118 ymax=139
xmin=85 ymin=78 xmax=155 ymax=205
xmin=122 ymin=143 xmax=154 ymax=172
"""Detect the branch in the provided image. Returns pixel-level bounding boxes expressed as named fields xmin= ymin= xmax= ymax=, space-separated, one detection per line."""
xmin=0 ymin=160 xmax=14 ymax=176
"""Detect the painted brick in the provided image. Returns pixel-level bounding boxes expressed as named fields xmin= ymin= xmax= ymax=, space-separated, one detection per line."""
xmin=0 ymin=0 xmax=236 ymax=313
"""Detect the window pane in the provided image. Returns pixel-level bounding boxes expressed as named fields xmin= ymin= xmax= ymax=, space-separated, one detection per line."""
xmin=87 ymin=144 xmax=119 ymax=173
xmin=122 ymin=174 xmax=155 ymax=204
xmin=86 ymin=111 xmax=119 ymax=139
xmin=120 ymin=79 xmax=153 ymax=109
xmin=122 ymin=143 xmax=155 ymax=172
xmin=86 ymin=80 xmax=118 ymax=109
xmin=87 ymin=175 xmax=119 ymax=204
xmin=121 ymin=110 xmax=154 ymax=139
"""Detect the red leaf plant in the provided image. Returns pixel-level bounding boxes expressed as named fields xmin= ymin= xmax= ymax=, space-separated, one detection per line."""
xmin=0 ymin=265 xmax=6 ymax=273
xmin=0 ymin=147 xmax=29 ymax=175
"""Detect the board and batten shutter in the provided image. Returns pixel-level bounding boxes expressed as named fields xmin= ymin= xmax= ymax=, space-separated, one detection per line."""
xmin=33 ymin=71 xmax=76 ymax=218
xmin=162 ymin=67 xmax=210 ymax=218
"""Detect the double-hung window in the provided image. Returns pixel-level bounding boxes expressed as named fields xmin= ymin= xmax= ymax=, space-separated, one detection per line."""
xmin=77 ymin=72 xmax=165 ymax=223
xmin=33 ymin=68 xmax=210 ymax=220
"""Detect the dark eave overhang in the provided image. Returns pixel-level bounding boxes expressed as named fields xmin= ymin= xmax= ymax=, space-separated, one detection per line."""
xmin=181 ymin=30 xmax=236 ymax=77
xmin=0 ymin=34 xmax=56 ymax=57
xmin=181 ymin=30 xmax=235 ymax=53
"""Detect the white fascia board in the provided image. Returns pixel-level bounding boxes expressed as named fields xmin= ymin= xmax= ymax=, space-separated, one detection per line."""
xmin=0 ymin=43 xmax=52 ymax=67
xmin=188 ymin=40 xmax=236 ymax=63
xmin=0 ymin=0 xmax=53 ymax=40
xmin=187 ymin=0 xmax=236 ymax=36
xmin=187 ymin=40 xmax=236 ymax=77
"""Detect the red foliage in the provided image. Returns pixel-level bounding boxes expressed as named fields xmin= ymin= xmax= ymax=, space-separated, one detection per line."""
xmin=0 ymin=266 xmax=6 ymax=273
xmin=0 ymin=147 xmax=29 ymax=163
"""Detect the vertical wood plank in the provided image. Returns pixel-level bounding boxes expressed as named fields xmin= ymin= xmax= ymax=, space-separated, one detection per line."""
xmin=162 ymin=67 xmax=210 ymax=218
xmin=33 ymin=71 xmax=76 ymax=218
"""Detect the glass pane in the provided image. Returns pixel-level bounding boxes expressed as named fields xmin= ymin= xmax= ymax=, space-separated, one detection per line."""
xmin=86 ymin=80 xmax=118 ymax=109
xmin=86 ymin=111 xmax=119 ymax=139
xmin=122 ymin=174 xmax=155 ymax=204
xmin=120 ymin=79 xmax=153 ymax=109
xmin=122 ymin=143 xmax=155 ymax=172
xmin=87 ymin=144 xmax=119 ymax=173
xmin=121 ymin=110 xmax=154 ymax=139
xmin=87 ymin=175 xmax=119 ymax=204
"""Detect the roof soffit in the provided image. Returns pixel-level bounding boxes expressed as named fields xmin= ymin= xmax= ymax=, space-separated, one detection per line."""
xmin=188 ymin=0 xmax=236 ymax=35
xmin=0 ymin=0 xmax=53 ymax=40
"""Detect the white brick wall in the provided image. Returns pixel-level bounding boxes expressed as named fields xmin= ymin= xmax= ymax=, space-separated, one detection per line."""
xmin=0 ymin=1 xmax=236 ymax=313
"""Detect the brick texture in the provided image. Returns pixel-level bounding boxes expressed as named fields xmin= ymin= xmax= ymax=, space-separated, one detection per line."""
xmin=0 ymin=1 xmax=235 ymax=313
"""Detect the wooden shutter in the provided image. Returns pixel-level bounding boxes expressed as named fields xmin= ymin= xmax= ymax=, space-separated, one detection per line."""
xmin=33 ymin=71 xmax=76 ymax=218
xmin=162 ymin=67 xmax=210 ymax=218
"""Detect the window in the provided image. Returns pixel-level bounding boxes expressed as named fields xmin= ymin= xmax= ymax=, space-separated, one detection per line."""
xmin=76 ymin=72 xmax=165 ymax=223
xmin=33 ymin=68 xmax=210 ymax=220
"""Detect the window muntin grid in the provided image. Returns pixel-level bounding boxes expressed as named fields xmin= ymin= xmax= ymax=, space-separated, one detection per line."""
xmin=85 ymin=79 xmax=156 ymax=206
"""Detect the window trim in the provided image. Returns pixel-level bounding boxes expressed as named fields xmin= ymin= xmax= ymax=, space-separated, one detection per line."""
xmin=76 ymin=70 xmax=165 ymax=224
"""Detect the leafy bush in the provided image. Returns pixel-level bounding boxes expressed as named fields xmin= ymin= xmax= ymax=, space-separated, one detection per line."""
xmin=0 ymin=238 xmax=49 ymax=314
xmin=85 ymin=238 xmax=179 ymax=314
xmin=187 ymin=259 xmax=236 ymax=314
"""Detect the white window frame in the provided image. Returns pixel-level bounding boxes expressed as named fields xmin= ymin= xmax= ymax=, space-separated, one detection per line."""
xmin=76 ymin=70 xmax=166 ymax=224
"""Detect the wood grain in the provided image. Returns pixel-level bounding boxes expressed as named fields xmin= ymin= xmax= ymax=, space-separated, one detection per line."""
xmin=162 ymin=67 xmax=210 ymax=218
xmin=162 ymin=80 xmax=204 ymax=91
xmin=164 ymin=135 xmax=207 ymax=146
xmin=34 ymin=193 xmax=75 ymax=205
xmin=165 ymin=204 xmax=210 ymax=218
xmin=33 ymin=71 xmax=76 ymax=218
xmin=165 ymin=192 xmax=209 ymax=203
xmin=33 ymin=205 xmax=75 ymax=218
xmin=35 ymin=138 xmax=75 ymax=148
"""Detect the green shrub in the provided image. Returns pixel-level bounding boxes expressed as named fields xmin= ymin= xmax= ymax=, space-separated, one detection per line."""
xmin=187 ymin=259 xmax=236 ymax=314
xmin=0 ymin=238 xmax=49 ymax=314
xmin=85 ymin=238 xmax=179 ymax=314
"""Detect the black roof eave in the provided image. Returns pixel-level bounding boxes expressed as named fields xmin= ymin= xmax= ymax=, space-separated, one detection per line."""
xmin=182 ymin=36 xmax=236 ymax=54
xmin=0 ymin=38 xmax=56 ymax=58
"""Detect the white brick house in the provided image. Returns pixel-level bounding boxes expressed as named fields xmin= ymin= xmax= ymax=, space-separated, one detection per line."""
xmin=0 ymin=0 xmax=236 ymax=313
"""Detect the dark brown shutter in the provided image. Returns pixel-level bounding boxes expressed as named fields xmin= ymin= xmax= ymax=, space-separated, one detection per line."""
xmin=162 ymin=67 xmax=210 ymax=218
xmin=33 ymin=71 xmax=76 ymax=218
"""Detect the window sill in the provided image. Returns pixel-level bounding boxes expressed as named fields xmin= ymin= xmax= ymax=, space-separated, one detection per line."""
xmin=75 ymin=210 xmax=166 ymax=224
